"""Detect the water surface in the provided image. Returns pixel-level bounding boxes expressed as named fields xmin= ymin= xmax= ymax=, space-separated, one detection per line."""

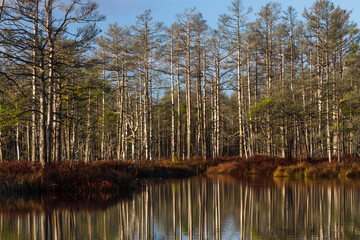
xmin=0 ymin=175 xmax=359 ymax=239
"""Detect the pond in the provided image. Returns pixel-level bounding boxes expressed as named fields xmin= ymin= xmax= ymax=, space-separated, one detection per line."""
xmin=0 ymin=175 xmax=359 ymax=239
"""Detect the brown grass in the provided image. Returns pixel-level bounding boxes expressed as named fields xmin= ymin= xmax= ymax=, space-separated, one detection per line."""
xmin=274 ymin=162 xmax=360 ymax=179
xmin=206 ymin=155 xmax=360 ymax=179
xmin=206 ymin=155 xmax=291 ymax=175
xmin=1 ymin=156 xmax=359 ymax=198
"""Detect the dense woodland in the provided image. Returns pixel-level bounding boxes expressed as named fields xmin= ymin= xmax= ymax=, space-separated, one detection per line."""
xmin=0 ymin=0 xmax=360 ymax=163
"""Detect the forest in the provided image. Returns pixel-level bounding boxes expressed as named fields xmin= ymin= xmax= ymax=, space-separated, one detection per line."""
xmin=0 ymin=0 xmax=359 ymax=164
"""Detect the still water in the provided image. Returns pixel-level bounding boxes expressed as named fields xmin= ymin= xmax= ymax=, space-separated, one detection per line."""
xmin=0 ymin=175 xmax=359 ymax=240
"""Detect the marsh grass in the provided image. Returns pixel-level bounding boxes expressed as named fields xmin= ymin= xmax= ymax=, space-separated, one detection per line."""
xmin=0 ymin=161 xmax=134 ymax=198
xmin=274 ymin=162 xmax=360 ymax=179
xmin=1 ymin=156 xmax=359 ymax=198
xmin=206 ymin=155 xmax=360 ymax=179
xmin=206 ymin=155 xmax=291 ymax=175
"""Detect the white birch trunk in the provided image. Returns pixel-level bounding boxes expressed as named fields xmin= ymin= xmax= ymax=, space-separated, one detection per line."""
xmin=170 ymin=35 xmax=175 ymax=160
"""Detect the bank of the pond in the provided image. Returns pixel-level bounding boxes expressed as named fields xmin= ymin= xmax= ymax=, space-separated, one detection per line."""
xmin=1 ymin=156 xmax=359 ymax=198
xmin=273 ymin=162 xmax=360 ymax=179
xmin=206 ymin=155 xmax=291 ymax=175
xmin=0 ymin=158 xmax=217 ymax=198
xmin=0 ymin=161 xmax=135 ymax=198
xmin=206 ymin=155 xmax=360 ymax=179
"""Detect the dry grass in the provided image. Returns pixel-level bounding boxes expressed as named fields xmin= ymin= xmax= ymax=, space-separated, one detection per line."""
xmin=1 ymin=156 xmax=359 ymax=198
xmin=274 ymin=162 xmax=360 ymax=179
xmin=206 ymin=155 xmax=291 ymax=175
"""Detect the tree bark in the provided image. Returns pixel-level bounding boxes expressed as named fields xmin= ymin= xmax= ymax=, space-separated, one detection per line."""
xmin=186 ymin=17 xmax=192 ymax=160
xmin=202 ymin=50 xmax=207 ymax=160
xmin=170 ymin=34 xmax=175 ymax=160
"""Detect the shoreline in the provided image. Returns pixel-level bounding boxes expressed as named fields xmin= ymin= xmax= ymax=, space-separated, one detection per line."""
xmin=1 ymin=156 xmax=359 ymax=199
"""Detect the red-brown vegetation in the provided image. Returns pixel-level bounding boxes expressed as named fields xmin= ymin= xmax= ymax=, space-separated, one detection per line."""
xmin=1 ymin=155 xmax=359 ymax=198
xmin=274 ymin=162 xmax=360 ymax=179
xmin=206 ymin=155 xmax=292 ymax=175
xmin=206 ymin=155 xmax=360 ymax=179
xmin=42 ymin=161 xmax=133 ymax=197
xmin=0 ymin=160 xmax=134 ymax=198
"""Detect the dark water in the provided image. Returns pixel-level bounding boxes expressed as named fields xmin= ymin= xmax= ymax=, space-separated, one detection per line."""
xmin=0 ymin=175 xmax=359 ymax=240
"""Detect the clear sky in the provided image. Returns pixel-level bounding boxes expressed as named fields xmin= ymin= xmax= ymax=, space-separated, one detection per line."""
xmin=94 ymin=0 xmax=360 ymax=30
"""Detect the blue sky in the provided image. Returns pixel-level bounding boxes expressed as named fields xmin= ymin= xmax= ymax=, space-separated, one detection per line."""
xmin=94 ymin=0 xmax=360 ymax=30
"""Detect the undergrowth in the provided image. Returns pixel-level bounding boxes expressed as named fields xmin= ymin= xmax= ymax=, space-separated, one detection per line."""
xmin=1 ymin=155 xmax=359 ymax=198
xmin=274 ymin=162 xmax=360 ymax=179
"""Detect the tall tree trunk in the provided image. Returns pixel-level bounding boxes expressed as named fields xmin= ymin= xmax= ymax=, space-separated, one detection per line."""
xmin=116 ymin=61 xmax=122 ymax=161
xmin=45 ymin=1 xmax=55 ymax=164
xmin=202 ymin=50 xmax=207 ymax=160
xmin=31 ymin=0 xmax=39 ymax=163
xmin=301 ymin=50 xmax=310 ymax=158
xmin=39 ymin=64 xmax=47 ymax=164
xmin=144 ymin=69 xmax=149 ymax=160
xmin=177 ymin=61 xmax=181 ymax=159
xmin=196 ymin=63 xmax=202 ymax=157
xmin=170 ymin=36 xmax=175 ymax=160
xmin=66 ymin=95 xmax=71 ymax=160
xmin=325 ymin=43 xmax=331 ymax=162
xmin=238 ymin=49 xmax=243 ymax=158
xmin=247 ymin=46 xmax=253 ymax=157
xmin=101 ymin=61 xmax=105 ymax=160
xmin=27 ymin=123 xmax=31 ymax=161
xmin=266 ymin=27 xmax=272 ymax=155
xmin=215 ymin=61 xmax=220 ymax=158
xmin=186 ymin=64 xmax=191 ymax=159
xmin=71 ymin=103 xmax=78 ymax=161
xmin=121 ymin=54 xmax=128 ymax=161
xmin=186 ymin=18 xmax=192 ymax=160
xmin=280 ymin=41 xmax=286 ymax=158
xmin=138 ymin=88 xmax=143 ymax=160
xmin=46 ymin=45 xmax=54 ymax=164
xmin=149 ymin=75 xmax=153 ymax=161
xmin=316 ymin=16 xmax=324 ymax=157
xmin=16 ymin=122 xmax=20 ymax=161
xmin=54 ymin=79 xmax=62 ymax=162
xmin=157 ymin=92 xmax=161 ymax=160
xmin=85 ymin=88 xmax=91 ymax=163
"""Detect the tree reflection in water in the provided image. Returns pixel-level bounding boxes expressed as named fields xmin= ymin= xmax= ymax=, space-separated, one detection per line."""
xmin=0 ymin=176 xmax=359 ymax=239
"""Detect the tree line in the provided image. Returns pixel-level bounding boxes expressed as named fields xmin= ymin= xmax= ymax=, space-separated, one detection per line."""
xmin=0 ymin=0 xmax=359 ymax=163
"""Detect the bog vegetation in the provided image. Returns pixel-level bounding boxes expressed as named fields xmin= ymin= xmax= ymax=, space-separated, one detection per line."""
xmin=0 ymin=0 xmax=360 ymax=166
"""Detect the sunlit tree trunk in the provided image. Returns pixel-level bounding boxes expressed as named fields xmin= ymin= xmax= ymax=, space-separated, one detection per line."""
xmin=31 ymin=0 xmax=39 ymax=163
xmin=16 ymin=122 xmax=20 ymax=161
xmin=238 ymin=48 xmax=244 ymax=158
xmin=246 ymin=46 xmax=253 ymax=157
xmin=85 ymin=88 xmax=91 ymax=163
xmin=186 ymin=17 xmax=192 ymax=160
xmin=45 ymin=0 xmax=55 ymax=164
xmin=39 ymin=62 xmax=47 ymax=164
xmin=149 ymin=75 xmax=153 ymax=161
xmin=202 ymin=50 xmax=207 ymax=160
xmin=170 ymin=33 xmax=175 ymax=160
xmin=176 ymin=61 xmax=181 ymax=159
